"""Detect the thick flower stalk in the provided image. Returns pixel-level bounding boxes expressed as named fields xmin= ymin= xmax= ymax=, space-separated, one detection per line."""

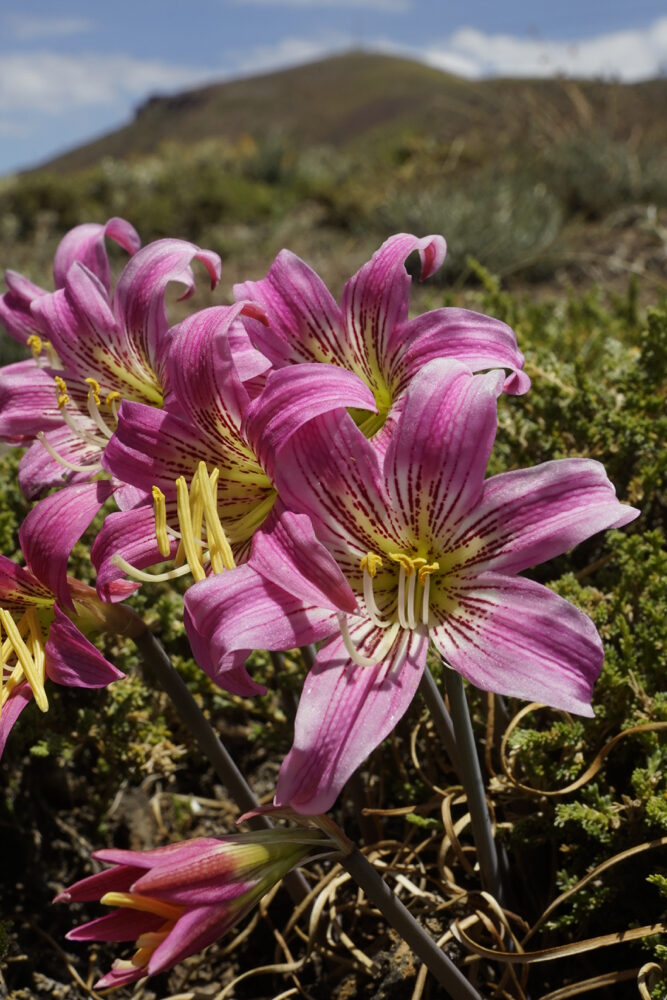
xmin=56 ymin=829 xmax=339 ymax=989
xmin=235 ymin=232 xmax=530 ymax=447
xmin=1 ymin=235 xmax=220 ymax=499
xmin=184 ymin=358 xmax=639 ymax=813
xmin=91 ymin=303 xmax=376 ymax=602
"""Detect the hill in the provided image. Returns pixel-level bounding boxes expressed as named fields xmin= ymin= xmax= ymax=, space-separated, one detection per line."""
xmin=2 ymin=48 xmax=665 ymax=335
xmin=36 ymin=50 xmax=667 ymax=174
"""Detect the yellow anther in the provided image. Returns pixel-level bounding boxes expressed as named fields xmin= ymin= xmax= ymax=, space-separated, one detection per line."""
xmin=54 ymin=375 xmax=70 ymax=408
xmin=26 ymin=334 xmax=43 ymax=356
xmin=360 ymin=552 xmax=384 ymax=578
xmin=176 ymin=476 xmax=206 ymax=582
xmin=106 ymin=390 xmax=121 ymax=407
xmin=85 ymin=377 xmax=101 ymax=406
xmin=388 ymin=553 xmax=423 ymax=576
xmin=196 ymin=461 xmax=235 ymax=573
xmin=100 ymin=892 xmax=184 ymax=922
xmin=418 ymin=562 xmax=440 ymax=586
xmin=152 ymin=486 xmax=171 ymax=558
xmin=0 ymin=608 xmax=48 ymax=712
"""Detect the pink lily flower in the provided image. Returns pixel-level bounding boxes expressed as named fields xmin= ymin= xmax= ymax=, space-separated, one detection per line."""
xmin=0 ymin=218 xmax=141 ymax=447
xmin=235 ymin=233 xmax=530 ymax=448
xmin=184 ymin=359 xmax=638 ymax=813
xmin=92 ymin=303 xmax=376 ymax=602
xmin=0 ymin=547 xmax=125 ymax=759
xmin=3 ymin=237 xmax=220 ymax=499
xmin=0 ymin=217 xmax=141 ymax=350
xmin=55 ymin=828 xmax=337 ymax=989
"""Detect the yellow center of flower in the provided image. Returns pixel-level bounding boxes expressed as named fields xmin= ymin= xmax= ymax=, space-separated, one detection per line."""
xmin=0 ymin=607 xmax=49 ymax=713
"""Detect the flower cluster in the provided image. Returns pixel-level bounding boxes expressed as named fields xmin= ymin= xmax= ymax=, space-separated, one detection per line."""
xmin=0 ymin=219 xmax=638 ymax=982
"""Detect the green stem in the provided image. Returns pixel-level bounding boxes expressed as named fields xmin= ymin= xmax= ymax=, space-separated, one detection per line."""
xmin=340 ymin=848 xmax=482 ymax=999
xmin=420 ymin=666 xmax=461 ymax=774
xmin=131 ymin=625 xmax=309 ymax=903
xmin=443 ymin=664 xmax=503 ymax=902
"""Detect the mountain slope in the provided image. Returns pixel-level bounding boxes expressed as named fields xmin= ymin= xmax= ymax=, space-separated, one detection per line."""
xmin=37 ymin=50 xmax=667 ymax=174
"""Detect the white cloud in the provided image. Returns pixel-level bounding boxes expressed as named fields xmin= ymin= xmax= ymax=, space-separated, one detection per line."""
xmin=0 ymin=52 xmax=218 ymax=114
xmin=229 ymin=0 xmax=410 ymax=10
xmin=230 ymin=34 xmax=351 ymax=76
xmin=5 ymin=13 xmax=94 ymax=40
xmin=421 ymin=17 xmax=667 ymax=82
xmin=226 ymin=16 xmax=667 ymax=84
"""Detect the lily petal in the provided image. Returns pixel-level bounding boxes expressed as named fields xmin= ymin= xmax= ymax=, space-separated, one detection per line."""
xmin=275 ymin=623 xmax=428 ymax=814
xmin=45 ymin=604 xmax=125 ymax=688
xmin=68 ymin=908 xmax=163 ymax=942
xmin=250 ymin=509 xmax=358 ymax=613
xmin=0 ymin=681 xmax=33 ymax=758
xmin=391 ymin=307 xmax=530 ymax=396
xmin=20 ymin=481 xmax=117 ymax=610
xmin=0 ymin=359 xmax=62 ymax=443
xmin=234 ymin=249 xmax=345 ymax=367
xmin=457 ymin=459 xmax=641 ymax=575
xmin=274 ymin=409 xmax=401 ymax=572
xmin=112 ymin=238 xmax=221 ymax=383
xmin=384 ymin=360 xmax=505 ymax=544
xmin=184 ymin=565 xmax=339 ymax=695
xmin=18 ymin=425 xmax=104 ymax=498
xmin=0 ymin=270 xmax=47 ymax=344
xmin=243 ymin=362 xmax=377 ymax=480
xmin=341 ymin=233 xmax=447 ymax=382
xmin=430 ymin=571 xmax=602 ymax=716
xmin=102 ymin=400 xmax=213 ymax=491
xmin=56 ymin=864 xmax=144 ymax=902
xmin=0 ymin=553 xmax=52 ymax=609
xmin=91 ymin=504 xmax=177 ymax=602
xmin=168 ymin=304 xmax=258 ymax=446
xmin=52 ymin=217 xmax=141 ymax=293
xmin=149 ymin=905 xmax=233 ymax=977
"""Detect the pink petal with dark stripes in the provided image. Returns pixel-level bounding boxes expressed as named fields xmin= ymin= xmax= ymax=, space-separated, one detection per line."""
xmin=383 ymin=360 xmax=505 ymax=543
xmin=234 ymin=249 xmax=345 ymax=367
xmin=243 ymin=362 xmax=376 ymax=479
xmin=390 ymin=307 xmax=530 ymax=396
xmin=450 ymin=459 xmax=640 ymax=576
xmin=275 ymin=623 xmax=428 ymax=814
xmin=45 ymin=604 xmax=124 ymax=688
xmin=52 ymin=217 xmax=140 ymax=292
xmin=20 ymin=480 xmax=116 ymax=609
xmin=341 ymin=233 xmax=447 ymax=383
xmin=430 ymin=572 xmax=602 ymax=716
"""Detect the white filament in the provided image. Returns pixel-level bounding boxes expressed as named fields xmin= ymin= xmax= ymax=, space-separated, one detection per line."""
xmin=36 ymin=432 xmax=102 ymax=474
xmin=86 ymin=393 xmax=113 ymax=439
xmin=338 ymin=613 xmax=400 ymax=668
xmin=110 ymin=554 xmax=196 ymax=583
xmin=363 ymin=568 xmax=391 ymax=628
xmin=421 ymin=574 xmax=432 ymax=626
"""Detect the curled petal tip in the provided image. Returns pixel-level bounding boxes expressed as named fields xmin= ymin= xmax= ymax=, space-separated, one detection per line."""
xmin=417 ymin=234 xmax=447 ymax=281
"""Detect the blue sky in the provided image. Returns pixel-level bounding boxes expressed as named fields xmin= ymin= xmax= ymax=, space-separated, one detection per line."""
xmin=1 ymin=0 xmax=666 ymax=177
